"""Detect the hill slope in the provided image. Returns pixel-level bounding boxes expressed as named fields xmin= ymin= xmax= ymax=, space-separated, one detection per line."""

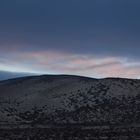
xmin=0 ymin=75 xmax=140 ymax=127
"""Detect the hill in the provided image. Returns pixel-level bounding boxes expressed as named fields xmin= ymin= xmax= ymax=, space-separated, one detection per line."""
xmin=0 ymin=75 xmax=140 ymax=139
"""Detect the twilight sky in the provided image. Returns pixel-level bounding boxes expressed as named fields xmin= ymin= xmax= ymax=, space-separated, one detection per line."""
xmin=0 ymin=0 xmax=140 ymax=79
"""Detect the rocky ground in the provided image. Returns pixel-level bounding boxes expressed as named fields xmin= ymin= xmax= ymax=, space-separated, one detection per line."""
xmin=1 ymin=126 xmax=140 ymax=140
xmin=0 ymin=75 xmax=140 ymax=139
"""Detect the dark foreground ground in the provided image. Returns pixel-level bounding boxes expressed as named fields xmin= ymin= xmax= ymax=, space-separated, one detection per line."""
xmin=0 ymin=126 xmax=140 ymax=140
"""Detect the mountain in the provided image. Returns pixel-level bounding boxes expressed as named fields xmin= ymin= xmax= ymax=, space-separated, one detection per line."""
xmin=0 ymin=75 xmax=140 ymax=139
xmin=0 ymin=75 xmax=140 ymax=125
xmin=0 ymin=70 xmax=34 ymax=80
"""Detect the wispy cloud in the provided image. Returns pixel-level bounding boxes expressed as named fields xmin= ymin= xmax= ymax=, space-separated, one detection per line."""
xmin=0 ymin=50 xmax=140 ymax=78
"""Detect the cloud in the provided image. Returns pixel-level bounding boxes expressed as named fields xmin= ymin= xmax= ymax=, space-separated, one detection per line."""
xmin=0 ymin=0 xmax=140 ymax=59
xmin=0 ymin=50 xmax=140 ymax=78
xmin=0 ymin=0 xmax=140 ymax=78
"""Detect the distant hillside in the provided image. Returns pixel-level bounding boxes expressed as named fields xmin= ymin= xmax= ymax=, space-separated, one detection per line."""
xmin=0 ymin=70 xmax=33 ymax=80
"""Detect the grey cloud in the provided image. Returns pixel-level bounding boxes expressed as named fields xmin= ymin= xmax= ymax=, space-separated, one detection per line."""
xmin=0 ymin=0 xmax=140 ymax=78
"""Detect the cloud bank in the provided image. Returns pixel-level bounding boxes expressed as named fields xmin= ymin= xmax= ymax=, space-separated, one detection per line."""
xmin=0 ymin=50 xmax=140 ymax=78
xmin=0 ymin=0 xmax=140 ymax=78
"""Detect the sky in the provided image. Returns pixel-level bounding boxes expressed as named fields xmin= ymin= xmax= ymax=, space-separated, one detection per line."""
xmin=0 ymin=0 xmax=140 ymax=79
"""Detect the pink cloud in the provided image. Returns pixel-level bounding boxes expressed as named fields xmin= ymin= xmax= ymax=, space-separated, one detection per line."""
xmin=0 ymin=50 xmax=140 ymax=78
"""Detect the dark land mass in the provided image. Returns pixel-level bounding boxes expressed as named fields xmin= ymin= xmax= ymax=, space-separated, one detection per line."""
xmin=0 ymin=75 xmax=140 ymax=139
